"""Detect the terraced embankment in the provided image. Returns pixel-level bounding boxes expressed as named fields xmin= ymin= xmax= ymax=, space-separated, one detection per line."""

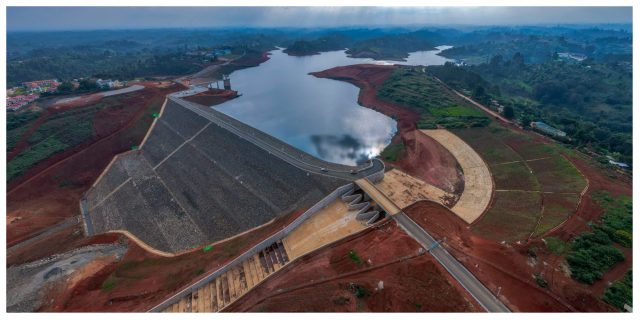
xmin=84 ymin=98 xmax=354 ymax=253
xmin=421 ymin=129 xmax=493 ymax=224
xmin=84 ymin=94 xmax=387 ymax=254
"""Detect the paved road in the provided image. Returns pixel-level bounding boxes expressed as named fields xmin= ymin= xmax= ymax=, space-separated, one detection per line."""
xmin=433 ymin=77 xmax=512 ymax=125
xmin=171 ymin=97 xmax=385 ymax=181
xmin=394 ymin=212 xmax=510 ymax=312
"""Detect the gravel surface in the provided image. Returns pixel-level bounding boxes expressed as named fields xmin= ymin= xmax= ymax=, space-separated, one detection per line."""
xmin=7 ymin=243 xmax=127 ymax=312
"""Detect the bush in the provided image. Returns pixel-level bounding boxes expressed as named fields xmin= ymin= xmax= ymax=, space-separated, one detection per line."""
xmin=535 ymin=273 xmax=548 ymax=288
xmin=348 ymin=250 xmax=362 ymax=265
xmin=603 ymin=270 xmax=632 ymax=311
xmin=566 ymin=239 xmax=624 ymax=284
xmin=379 ymin=143 xmax=405 ymax=162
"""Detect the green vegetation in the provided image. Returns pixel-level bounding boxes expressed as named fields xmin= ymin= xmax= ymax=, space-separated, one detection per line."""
xmin=603 ymin=270 xmax=632 ymax=311
xmin=203 ymin=245 xmax=213 ymax=252
xmin=541 ymin=192 xmax=630 ymax=285
xmin=284 ymin=33 xmax=351 ymax=56
xmin=379 ymin=142 xmax=405 ymax=162
xmin=7 ymin=111 xmax=40 ymax=131
xmin=378 ymin=68 xmax=489 ymax=129
xmin=7 ymin=136 xmax=70 ymax=181
xmin=566 ymin=229 xmax=624 ymax=284
xmin=346 ymin=33 xmax=436 ymax=60
xmin=101 ymin=277 xmax=117 ymax=291
xmin=349 ymin=283 xmax=368 ymax=298
xmin=428 ymin=53 xmax=632 ymax=165
xmin=348 ymin=250 xmax=362 ymax=265
xmin=7 ymin=110 xmax=95 ymax=181
xmin=592 ymin=192 xmax=632 ymax=247
xmin=533 ymin=194 xmax=580 ymax=237
xmin=472 ymin=190 xmax=542 ymax=242
xmin=7 ymin=126 xmax=30 ymax=152
xmin=534 ymin=273 xmax=549 ymax=288
xmin=544 ymin=237 xmax=570 ymax=255
xmin=5 ymin=93 xmax=147 ymax=182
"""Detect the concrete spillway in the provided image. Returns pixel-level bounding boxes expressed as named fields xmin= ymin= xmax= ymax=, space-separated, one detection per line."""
xmin=83 ymin=98 xmax=372 ymax=253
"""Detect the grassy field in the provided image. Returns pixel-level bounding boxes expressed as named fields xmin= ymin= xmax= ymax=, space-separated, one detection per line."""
xmin=491 ymin=161 xmax=540 ymax=191
xmin=527 ymin=157 xmax=587 ymax=193
xmin=377 ymin=67 xmax=489 ymax=129
xmin=532 ymin=193 xmax=580 ymax=237
xmin=451 ymin=124 xmax=586 ymax=242
xmin=472 ymin=190 xmax=542 ymax=242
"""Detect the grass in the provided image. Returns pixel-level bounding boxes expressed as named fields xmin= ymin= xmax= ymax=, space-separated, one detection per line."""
xmin=5 ymin=92 xmax=148 ymax=182
xmin=527 ymin=156 xmax=587 ymax=193
xmin=7 ymin=110 xmax=40 ymax=131
xmin=532 ymin=194 xmax=580 ymax=237
xmin=101 ymin=277 xmax=117 ymax=291
xmin=490 ymin=161 xmax=540 ymax=191
xmin=379 ymin=142 xmax=405 ymax=162
xmin=453 ymin=124 xmax=586 ymax=242
xmin=544 ymin=236 xmax=570 ymax=255
xmin=429 ymin=105 xmax=485 ymax=118
xmin=6 ymin=126 xmax=30 ymax=152
xmin=452 ymin=126 xmax=522 ymax=164
xmin=377 ymin=67 xmax=489 ymax=129
xmin=472 ymin=190 xmax=542 ymax=242
xmin=7 ymin=136 xmax=70 ymax=181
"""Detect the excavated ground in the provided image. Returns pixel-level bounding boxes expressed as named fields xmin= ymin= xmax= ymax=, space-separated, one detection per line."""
xmin=225 ymin=220 xmax=480 ymax=312
xmin=85 ymin=98 xmax=345 ymax=253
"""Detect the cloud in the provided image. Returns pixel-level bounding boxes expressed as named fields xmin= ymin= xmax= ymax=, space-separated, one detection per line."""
xmin=7 ymin=6 xmax=632 ymax=31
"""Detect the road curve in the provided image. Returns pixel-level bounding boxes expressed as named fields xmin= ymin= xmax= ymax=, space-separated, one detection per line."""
xmin=394 ymin=212 xmax=510 ymax=312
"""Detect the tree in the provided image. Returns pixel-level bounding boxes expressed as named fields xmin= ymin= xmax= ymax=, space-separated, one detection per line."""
xmin=503 ymin=105 xmax=515 ymax=119
xmin=511 ymin=52 xmax=525 ymax=67
xmin=78 ymin=79 xmax=98 ymax=91
xmin=521 ymin=113 xmax=534 ymax=128
xmin=57 ymin=81 xmax=74 ymax=94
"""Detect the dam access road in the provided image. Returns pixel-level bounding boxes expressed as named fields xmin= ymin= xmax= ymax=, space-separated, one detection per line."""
xmin=171 ymin=96 xmax=385 ymax=180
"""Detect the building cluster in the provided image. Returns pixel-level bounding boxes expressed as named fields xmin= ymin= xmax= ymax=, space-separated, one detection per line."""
xmin=6 ymin=78 xmax=60 ymax=111
xmin=531 ymin=121 xmax=567 ymax=138
xmin=22 ymin=79 xmax=60 ymax=93
xmin=557 ymin=52 xmax=587 ymax=62
xmin=96 ymin=79 xmax=125 ymax=89
xmin=6 ymin=94 xmax=39 ymax=111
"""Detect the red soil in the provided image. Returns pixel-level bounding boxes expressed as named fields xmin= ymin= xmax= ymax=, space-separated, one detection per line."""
xmin=405 ymin=199 xmax=620 ymax=312
xmin=40 ymin=208 xmax=309 ymax=312
xmin=7 ymin=84 xmax=184 ymax=247
xmin=312 ymin=64 xmax=463 ymax=194
xmin=7 ymin=224 xmax=121 ymax=267
xmin=182 ymin=89 xmax=238 ymax=106
xmin=51 ymin=93 xmax=103 ymax=110
xmin=314 ymin=64 xmax=631 ymax=312
xmin=226 ymin=220 xmax=479 ymax=312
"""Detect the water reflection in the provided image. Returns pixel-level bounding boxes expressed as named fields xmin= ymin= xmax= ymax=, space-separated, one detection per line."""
xmin=214 ymin=47 xmax=450 ymax=165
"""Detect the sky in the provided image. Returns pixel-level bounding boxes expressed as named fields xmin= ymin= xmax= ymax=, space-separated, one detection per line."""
xmin=6 ymin=6 xmax=633 ymax=31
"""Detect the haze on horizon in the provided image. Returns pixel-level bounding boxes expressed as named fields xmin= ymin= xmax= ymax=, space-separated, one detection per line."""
xmin=7 ymin=6 xmax=632 ymax=31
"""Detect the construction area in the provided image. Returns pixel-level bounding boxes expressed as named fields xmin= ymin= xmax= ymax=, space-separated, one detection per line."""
xmin=157 ymin=183 xmax=385 ymax=312
xmin=83 ymin=97 xmax=366 ymax=253
xmin=421 ymin=129 xmax=493 ymax=224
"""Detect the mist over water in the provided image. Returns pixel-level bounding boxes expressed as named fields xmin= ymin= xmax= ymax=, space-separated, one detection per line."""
xmin=214 ymin=47 xmax=450 ymax=165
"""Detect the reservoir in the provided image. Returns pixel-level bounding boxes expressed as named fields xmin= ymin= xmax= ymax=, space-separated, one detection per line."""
xmin=214 ymin=46 xmax=451 ymax=166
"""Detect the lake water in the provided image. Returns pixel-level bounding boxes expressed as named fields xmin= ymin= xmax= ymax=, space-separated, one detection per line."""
xmin=214 ymin=46 xmax=451 ymax=165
